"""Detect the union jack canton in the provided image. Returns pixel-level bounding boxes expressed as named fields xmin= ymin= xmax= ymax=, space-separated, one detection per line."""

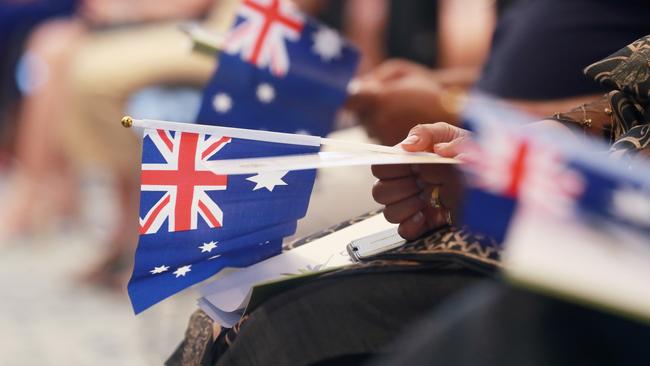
xmin=139 ymin=129 xmax=231 ymax=234
xmin=225 ymin=0 xmax=304 ymax=77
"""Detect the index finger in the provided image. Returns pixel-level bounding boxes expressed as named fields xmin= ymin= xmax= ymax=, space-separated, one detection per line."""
xmin=371 ymin=164 xmax=414 ymax=179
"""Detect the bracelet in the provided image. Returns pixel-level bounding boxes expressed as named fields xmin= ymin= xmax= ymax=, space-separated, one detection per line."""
xmin=548 ymin=94 xmax=615 ymax=139
xmin=551 ymin=106 xmax=592 ymax=131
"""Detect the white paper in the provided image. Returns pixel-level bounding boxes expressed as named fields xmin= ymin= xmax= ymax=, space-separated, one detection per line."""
xmin=504 ymin=210 xmax=650 ymax=322
xmin=205 ymin=150 xmax=459 ymax=175
xmin=198 ymin=213 xmax=396 ymax=326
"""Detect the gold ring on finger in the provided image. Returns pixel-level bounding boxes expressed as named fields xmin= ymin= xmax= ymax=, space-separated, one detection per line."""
xmin=430 ymin=185 xmax=443 ymax=208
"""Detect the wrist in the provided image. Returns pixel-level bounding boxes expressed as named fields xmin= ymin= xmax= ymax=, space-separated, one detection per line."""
xmin=547 ymin=93 xmax=614 ymax=142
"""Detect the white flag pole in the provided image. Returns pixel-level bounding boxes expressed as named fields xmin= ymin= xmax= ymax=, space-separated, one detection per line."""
xmin=121 ymin=116 xmax=458 ymax=158
xmin=121 ymin=116 xmax=321 ymax=146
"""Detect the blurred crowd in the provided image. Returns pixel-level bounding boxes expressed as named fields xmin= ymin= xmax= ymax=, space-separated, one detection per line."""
xmin=0 ymin=0 xmax=498 ymax=287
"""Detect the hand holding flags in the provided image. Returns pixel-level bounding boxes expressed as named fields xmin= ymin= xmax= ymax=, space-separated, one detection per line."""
xmin=125 ymin=117 xmax=454 ymax=313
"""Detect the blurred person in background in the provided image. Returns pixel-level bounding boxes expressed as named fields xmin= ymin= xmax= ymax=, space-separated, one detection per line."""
xmin=0 ymin=0 xmax=234 ymax=286
xmin=345 ymin=0 xmax=498 ymax=145
xmin=347 ymin=0 xmax=650 ymax=146
xmin=0 ymin=0 xmax=77 ymax=166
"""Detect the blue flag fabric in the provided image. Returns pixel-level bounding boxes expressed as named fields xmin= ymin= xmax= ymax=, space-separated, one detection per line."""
xmin=195 ymin=0 xmax=359 ymax=137
xmin=128 ymin=126 xmax=319 ymax=313
xmin=461 ymin=96 xmax=650 ymax=243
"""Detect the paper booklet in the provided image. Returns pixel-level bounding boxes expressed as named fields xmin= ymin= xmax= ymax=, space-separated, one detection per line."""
xmin=198 ymin=213 xmax=396 ymax=327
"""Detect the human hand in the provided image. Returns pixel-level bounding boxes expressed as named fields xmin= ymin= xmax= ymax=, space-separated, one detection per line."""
xmin=372 ymin=123 xmax=470 ymax=239
xmin=81 ymin=0 xmax=213 ymax=26
xmin=347 ymin=59 xmax=458 ymax=146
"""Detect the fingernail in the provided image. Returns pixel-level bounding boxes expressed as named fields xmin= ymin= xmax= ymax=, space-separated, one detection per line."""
xmin=400 ymin=135 xmax=420 ymax=145
xmin=410 ymin=211 xmax=424 ymax=224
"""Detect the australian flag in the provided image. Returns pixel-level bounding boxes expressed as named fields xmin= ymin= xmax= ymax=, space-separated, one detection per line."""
xmin=195 ymin=0 xmax=360 ymax=137
xmin=127 ymin=125 xmax=320 ymax=313
xmin=460 ymin=96 xmax=650 ymax=244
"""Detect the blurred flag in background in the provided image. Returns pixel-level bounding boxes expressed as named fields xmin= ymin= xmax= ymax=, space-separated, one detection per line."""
xmin=196 ymin=0 xmax=360 ymax=137
xmin=460 ymin=96 xmax=650 ymax=321
xmin=461 ymin=96 xmax=650 ymax=243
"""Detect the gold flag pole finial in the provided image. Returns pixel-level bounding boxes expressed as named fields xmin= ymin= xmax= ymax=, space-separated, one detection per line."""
xmin=121 ymin=116 xmax=134 ymax=128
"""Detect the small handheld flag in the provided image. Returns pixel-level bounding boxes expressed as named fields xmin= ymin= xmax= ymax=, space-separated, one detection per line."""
xmin=126 ymin=118 xmax=320 ymax=313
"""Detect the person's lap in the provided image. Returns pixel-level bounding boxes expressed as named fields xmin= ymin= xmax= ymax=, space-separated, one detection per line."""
xmin=204 ymin=269 xmax=484 ymax=366
xmin=370 ymin=281 xmax=650 ymax=366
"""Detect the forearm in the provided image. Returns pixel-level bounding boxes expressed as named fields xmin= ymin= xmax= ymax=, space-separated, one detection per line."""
xmin=134 ymin=0 xmax=214 ymax=22
xmin=431 ymin=66 xmax=481 ymax=89
xmin=344 ymin=0 xmax=388 ymax=73
xmin=437 ymin=0 xmax=495 ymax=68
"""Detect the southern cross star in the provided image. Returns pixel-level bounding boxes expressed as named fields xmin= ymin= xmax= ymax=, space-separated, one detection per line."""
xmin=246 ymin=171 xmax=289 ymax=192
xmin=212 ymin=92 xmax=233 ymax=113
xmin=199 ymin=241 xmax=218 ymax=253
xmin=312 ymin=27 xmax=343 ymax=62
xmin=256 ymin=83 xmax=275 ymax=103
xmin=150 ymin=265 xmax=170 ymax=275
xmin=173 ymin=265 xmax=192 ymax=278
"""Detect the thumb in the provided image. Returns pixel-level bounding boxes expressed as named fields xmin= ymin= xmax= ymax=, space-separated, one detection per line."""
xmin=399 ymin=123 xmax=469 ymax=152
